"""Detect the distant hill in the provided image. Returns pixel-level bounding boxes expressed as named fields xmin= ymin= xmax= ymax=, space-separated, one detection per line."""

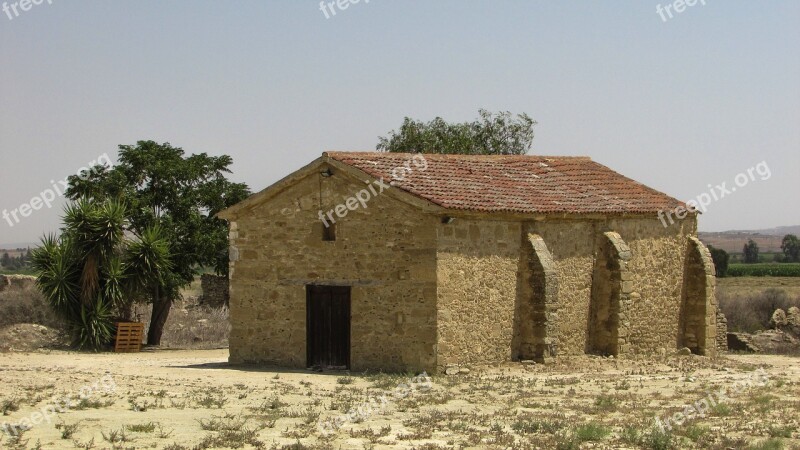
xmin=0 ymin=243 xmax=37 ymax=250
xmin=699 ymin=225 xmax=799 ymax=253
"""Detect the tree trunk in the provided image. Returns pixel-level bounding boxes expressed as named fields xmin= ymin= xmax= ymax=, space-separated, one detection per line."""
xmin=147 ymin=285 xmax=172 ymax=346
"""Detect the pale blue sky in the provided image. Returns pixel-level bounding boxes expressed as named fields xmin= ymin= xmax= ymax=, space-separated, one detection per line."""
xmin=1 ymin=1 xmax=798 ymax=245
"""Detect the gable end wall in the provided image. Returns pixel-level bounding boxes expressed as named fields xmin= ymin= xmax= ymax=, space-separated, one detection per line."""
xmin=228 ymin=170 xmax=438 ymax=372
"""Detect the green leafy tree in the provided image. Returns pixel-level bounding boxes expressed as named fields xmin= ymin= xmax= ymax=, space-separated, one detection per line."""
xmin=743 ymin=239 xmax=760 ymax=264
xmin=781 ymin=234 xmax=800 ymax=263
xmin=1 ymin=252 xmax=10 ymax=268
xmin=31 ymin=199 xmax=172 ymax=349
xmin=377 ymin=109 xmax=537 ymax=155
xmin=65 ymin=140 xmax=250 ymax=345
xmin=707 ymin=245 xmax=729 ymax=277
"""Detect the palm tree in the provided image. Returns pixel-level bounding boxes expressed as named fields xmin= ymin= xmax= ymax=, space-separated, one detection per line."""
xmin=31 ymin=199 xmax=172 ymax=350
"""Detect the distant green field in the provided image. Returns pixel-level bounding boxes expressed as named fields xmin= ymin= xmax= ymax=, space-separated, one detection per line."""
xmin=727 ymin=263 xmax=800 ymax=277
xmin=728 ymin=252 xmax=786 ymax=263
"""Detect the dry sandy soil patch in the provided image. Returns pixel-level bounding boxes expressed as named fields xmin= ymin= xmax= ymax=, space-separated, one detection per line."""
xmin=717 ymin=277 xmax=800 ymax=298
xmin=0 ymin=350 xmax=798 ymax=449
xmin=0 ymin=324 xmax=67 ymax=353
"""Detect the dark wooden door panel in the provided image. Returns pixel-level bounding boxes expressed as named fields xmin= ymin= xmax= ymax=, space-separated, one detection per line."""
xmin=307 ymin=285 xmax=350 ymax=370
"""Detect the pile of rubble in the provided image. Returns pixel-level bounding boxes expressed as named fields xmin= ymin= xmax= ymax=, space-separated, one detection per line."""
xmin=727 ymin=306 xmax=800 ymax=353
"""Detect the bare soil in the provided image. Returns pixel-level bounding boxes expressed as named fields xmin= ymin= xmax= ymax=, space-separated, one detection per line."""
xmin=0 ymin=324 xmax=68 ymax=352
xmin=1 ymin=350 xmax=798 ymax=449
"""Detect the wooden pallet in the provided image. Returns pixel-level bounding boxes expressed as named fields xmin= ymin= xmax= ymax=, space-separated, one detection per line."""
xmin=114 ymin=322 xmax=144 ymax=353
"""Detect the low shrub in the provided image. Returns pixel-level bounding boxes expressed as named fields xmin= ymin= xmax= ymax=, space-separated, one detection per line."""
xmin=719 ymin=288 xmax=800 ymax=333
xmin=573 ymin=423 xmax=610 ymax=442
xmin=0 ymin=283 xmax=63 ymax=330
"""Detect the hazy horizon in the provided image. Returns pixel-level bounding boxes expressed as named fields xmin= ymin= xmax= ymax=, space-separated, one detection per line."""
xmin=2 ymin=1 xmax=798 ymax=245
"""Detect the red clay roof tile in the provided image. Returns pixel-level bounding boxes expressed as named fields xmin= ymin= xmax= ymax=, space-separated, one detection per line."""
xmin=326 ymin=152 xmax=685 ymax=214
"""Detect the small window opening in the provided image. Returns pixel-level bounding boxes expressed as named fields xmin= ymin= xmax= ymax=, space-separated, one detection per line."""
xmin=323 ymin=222 xmax=336 ymax=241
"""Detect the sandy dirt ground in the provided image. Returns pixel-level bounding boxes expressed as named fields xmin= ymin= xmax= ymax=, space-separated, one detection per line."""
xmin=1 ymin=349 xmax=798 ymax=449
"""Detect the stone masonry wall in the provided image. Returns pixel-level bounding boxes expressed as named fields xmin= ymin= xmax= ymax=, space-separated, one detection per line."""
xmin=526 ymin=220 xmax=596 ymax=355
xmin=228 ymin=168 xmax=438 ymax=372
xmin=680 ymin=236 xmax=718 ymax=356
xmin=528 ymin=217 xmax=695 ymax=356
xmin=716 ymin=310 xmax=728 ymax=352
xmin=513 ymin=233 xmax=559 ymax=362
xmin=587 ymin=232 xmax=632 ymax=356
xmin=611 ymin=218 xmax=698 ymax=355
xmin=436 ymin=218 xmax=521 ymax=369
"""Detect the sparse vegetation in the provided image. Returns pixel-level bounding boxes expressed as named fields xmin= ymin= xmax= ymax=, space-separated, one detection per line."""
xmin=125 ymin=422 xmax=156 ymax=433
xmin=720 ymin=287 xmax=800 ymax=333
xmin=55 ymin=420 xmax=81 ymax=439
xmin=710 ymin=402 xmax=733 ymax=417
xmin=593 ymin=393 xmax=618 ymax=412
xmin=1 ymin=398 xmax=20 ymax=415
xmin=573 ymin=422 xmax=611 ymax=442
xmin=0 ymin=281 xmax=64 ymax=330
xmin=336 ymin=375 xmax=355 ymax=385
xmin=642 ymin=427 xmax=677 ymax=450
xmin=748 ymin=438 xmax=785 ymax=450
xmin=101 ymin=427 xmax=133 ymax=443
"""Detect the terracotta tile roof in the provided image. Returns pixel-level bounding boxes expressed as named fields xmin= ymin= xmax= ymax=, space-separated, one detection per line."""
xmin=325 ymin=152 xmax=685 ymax=214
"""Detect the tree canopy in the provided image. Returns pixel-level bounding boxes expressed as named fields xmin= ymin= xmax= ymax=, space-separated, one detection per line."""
xmin=31 ymin=200 xmax=172 ymax=349
xmin=65 ymin=141 xmax=250 ymax=344
xmin=743 ymin=239 xmax=760 ymax=264
xmin=781 ymin=234 xmax=799 ymax=263
xmin=707 ymin=245 xmax=729 ymax=277
xmin=377 ymin=109 xmax=536 ymax=155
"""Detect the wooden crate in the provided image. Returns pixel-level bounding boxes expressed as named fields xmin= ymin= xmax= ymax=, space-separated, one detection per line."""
xmin=114 ymin=322 xmax=144 ymax=353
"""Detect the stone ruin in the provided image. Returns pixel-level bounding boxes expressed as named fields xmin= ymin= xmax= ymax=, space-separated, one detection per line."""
xmin=716 ymin=310 xmax=728 ymax=352
xmin=199 ymin=274 xmax=229 ymax=308
xmin=772 ymin=307 xmax=800 ymax=334
xmin=728 ymin=306 xmax=800 ymax=353
xmin=0 ymin=274 xmax=36 ymax=292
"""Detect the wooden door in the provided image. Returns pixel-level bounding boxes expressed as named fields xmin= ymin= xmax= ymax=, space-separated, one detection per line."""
xmin=306 ymin=285 xmax=351 ymax=369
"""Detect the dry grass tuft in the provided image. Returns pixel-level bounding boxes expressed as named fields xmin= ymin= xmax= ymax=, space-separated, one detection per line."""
xmin=719 ymin=288 xmax=800 ymax=333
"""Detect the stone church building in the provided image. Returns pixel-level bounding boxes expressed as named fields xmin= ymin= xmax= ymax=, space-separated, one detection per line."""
xmin=217 ymin=152 xmax=717 ymax=373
